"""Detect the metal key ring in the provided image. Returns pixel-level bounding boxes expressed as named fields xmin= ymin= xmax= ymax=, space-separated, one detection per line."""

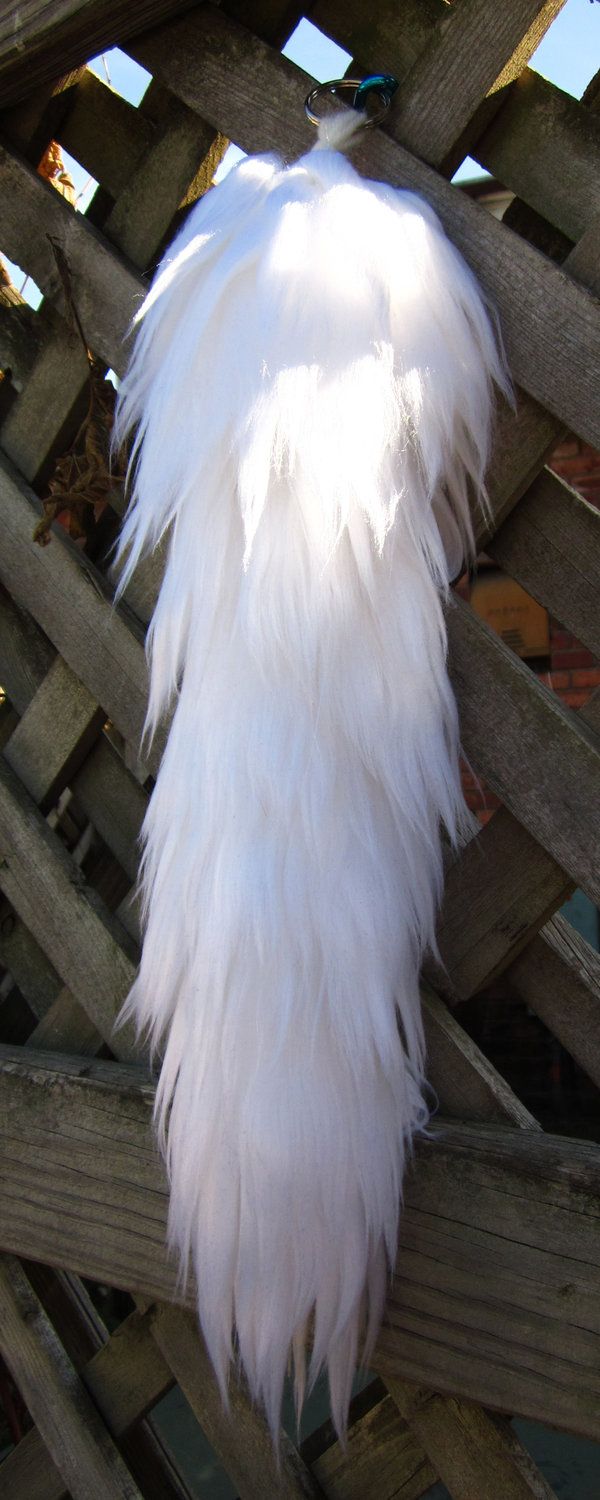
xmin=304 ymin=74 xmax=398 ymax=129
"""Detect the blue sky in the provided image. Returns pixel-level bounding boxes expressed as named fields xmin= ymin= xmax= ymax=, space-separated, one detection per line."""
xmin=5 ymin=0 xmax=598 ymax=302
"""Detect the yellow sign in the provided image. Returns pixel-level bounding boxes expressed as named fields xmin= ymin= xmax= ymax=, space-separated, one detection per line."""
xmin=470 ymin=572 xmax=550 ymax=659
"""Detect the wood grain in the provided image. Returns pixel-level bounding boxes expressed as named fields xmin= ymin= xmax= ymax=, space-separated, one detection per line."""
xmin=309 ymin=1392 xmax=436 ymax=1499
xmin=0 ymin=1255 xmax=143 ymax=1500
xmin=0 ymin=1297 xmax=179 ymax=1500
xmin=0 ymin=1050 xmax=598 ymax=1438
xmin=148 ymin=1304 xmax=325 ymax=1500
xmin=386 ymin=1381 xmax=558 ymax=1500
xmin=0 ymin=141 xmax=143 ymax=376
xmin=474 ymin=66 xmax=600 ymax=242
xmin=507 ymin=914 xmax=600 ymax=1091
xmin=0 ymin=0 xmax=196 ymax=109
xmin=382 ymin=0 xmax=566 ymax=168
xmin=422 ymin=985 xmax=538 ymax=1128
xmin=4 ymin=654 xmax=104 ymax=809
xmin=436 ymin=689 xmax=600 ymax=998
xmin=0 ymin=454 xmax=152 ymax=768
xmin=0 ymin=757 xmax=139 ymax=1059
xmin=486 ymin=468 xmax=600 ymax=660
xmin=447 ymin=597 xmax=600 ymax=906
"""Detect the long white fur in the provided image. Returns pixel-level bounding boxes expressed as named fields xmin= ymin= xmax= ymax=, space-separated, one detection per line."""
xmin=114 ymin=114 xmax=508 ymax=1440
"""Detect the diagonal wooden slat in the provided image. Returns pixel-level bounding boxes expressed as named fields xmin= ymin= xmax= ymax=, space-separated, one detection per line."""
xmin=447 ymin=598 xmax=600 ymax=906
xmin=0 ymin=455 xmax=151 ymax=764
xmin=146 ymin=1304 xmax=325 ymax=1500
xmin=474 ymin=67 xmax=600 ymax=242
xmin=422 ymin=985 xmax=538 ymax=1127
xmin=486 ymin=469 xmax=600 ymax=659
xmin=1 ymin=1048 xmax=598 ymax=1439
xmin=382 ymin=0 xmax=566 ymax=168
xmin=385 ymin=1382 xmax=558 ymax=1500
xmin=507 ymin=913 xmax=600 ymax=1091
xmin=0 ymin=1255 xmax=143 ymax=1500
xmin=305 ymin=1387 xmax=437 ymax=1499
xmin=0 ymin=140 xmax=143 ymax=374
xmin=0 ymin=1299 xmax=181 ymax=1500
xmin=0 ymin=0 xmax=195 ymax=109
xmin=0 ymin=756 xmax=139 ymax=1058
xmin=4 ymin=653 xmax=104 ymax=809
xmin=437 ymin=688 xmax=600 ymax=999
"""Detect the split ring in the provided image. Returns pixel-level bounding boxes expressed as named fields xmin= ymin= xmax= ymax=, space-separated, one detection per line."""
xmin=304 ymin=74 xmax=398 ymax=129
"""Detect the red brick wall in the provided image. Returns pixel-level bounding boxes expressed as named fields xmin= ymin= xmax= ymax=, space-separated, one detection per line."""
xmin=551 ymin=435 xmax=600 ymax=509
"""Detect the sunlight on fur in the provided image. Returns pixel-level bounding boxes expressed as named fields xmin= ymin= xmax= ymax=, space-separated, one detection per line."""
xmin=113 ymin=111 xmax=509 ymax=1442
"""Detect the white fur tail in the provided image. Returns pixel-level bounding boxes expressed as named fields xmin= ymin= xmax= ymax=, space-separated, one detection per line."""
xmin=114 ymin=126 xmax=508 ymax=1439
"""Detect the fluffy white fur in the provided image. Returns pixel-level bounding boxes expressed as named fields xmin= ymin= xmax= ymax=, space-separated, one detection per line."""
xmin=114 ymin=114 xmax=508 ymax=1439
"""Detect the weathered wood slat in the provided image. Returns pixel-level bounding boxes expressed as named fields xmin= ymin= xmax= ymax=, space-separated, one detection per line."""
xmin=422 ymin=985 xmax=538 ymax=1128
xmin=58 ymin=68 xmax=155 ymax=200
xmin=387 ymin=1381 xmax=558 ymax=1500
xmin=435 ymin=808 xmax=569 ymax=1000
xmin=0 ymin=78 xmax=223 ymax=526
xmin=474 ymin=68 xmax=600 ymax=242
xmin=0 ymin=902 xmax=61 ymax=1018
xmin=0 ymin=289 xmax=40 ymax=393
xmin=103 ymin=83 xmax=227 ymax=274
xmin=0 ymin=141 xmax=142 ymax=376
xmin=0 ymin=1424 xmax=190 ymax=1500
xmin=436 ymin=690 xmax=600 ymax=999
xmin=0 ymin=1301 xmax=180 ymax=1500
xmin=27 ymin=986 xmax=104 ymax=1055
xmin=507 ymin=914 xmax=600 ymax=1091
xmin=382 ymin=0 xmax=566 ymax=168
xmin=4 ymin=654 xmax=104 ymax=809
xmin=7 ymin=1247 xmax=193 ymax=1500
xmin=486 ymin=469 xmax=600 ymax=660
xmin=0 ymin=0 xmax=195 ymax=109
xmin=0 ymin=1255 xmax=143 ymax=1500
xmin=0 ymin=455 xmax=151 ymax=766
xmin=0 ymin=1050 xmax=598 ymax=1437
xmin=308 ymin=1392 xmax=436 ymax=1500
xmin=72 ymin=737 xmax=148 ymax=883
xmin=127 ymin=4 xmax=600 ymax=450
xmin=0 ymin=757 xmax=139 ymax=1059
xmin=309 ymin=0 xmax=445 ymax=89
xmin=147 ymin=1304 xmax=325 ymax=1500
xmin=0 ymin=574 xmax=55 ymax=714
xmin=25 ymin=1260 xmax=106 ymax=1369
xmin=448 ymin=597 xmax=600 ymax=907
xmin=0 ymin=300 xmax=92 ymax=487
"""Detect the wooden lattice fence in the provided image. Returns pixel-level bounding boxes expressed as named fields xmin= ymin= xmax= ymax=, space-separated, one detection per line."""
xmin=0 ymin=2 xmax=599 ymax=1497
